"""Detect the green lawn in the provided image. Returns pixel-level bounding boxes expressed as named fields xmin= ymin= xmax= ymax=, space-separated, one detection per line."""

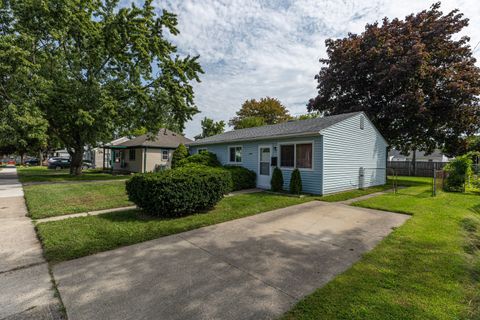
xmin=318 ymin=183 xmax=393 ymax=202
xmin=17 ymin=166 xmax=129 ymax=183
xmin=25 ymin=180 xmax=132 ymax=219
xmin=284 ymin=176 xmax=480 ymax=320
xmin=36 ymin=192 xmax=315 ymax=263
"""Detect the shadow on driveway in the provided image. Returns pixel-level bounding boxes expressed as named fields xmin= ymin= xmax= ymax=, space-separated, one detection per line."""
xmin=53 ymin=201 xmax=409 ymax=320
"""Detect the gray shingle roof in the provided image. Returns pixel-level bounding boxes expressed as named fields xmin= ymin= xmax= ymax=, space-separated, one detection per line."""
xmin=188 ymin=112 xmax=362 ymax=146
xmin=118 ymin=129 xmax=192 ymax=148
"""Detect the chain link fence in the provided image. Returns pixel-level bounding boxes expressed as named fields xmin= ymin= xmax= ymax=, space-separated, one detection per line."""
xmin=389 ymin=162 xmax=479 ymax=197
xmin=387 ymin=161 xmax=447 ymax=177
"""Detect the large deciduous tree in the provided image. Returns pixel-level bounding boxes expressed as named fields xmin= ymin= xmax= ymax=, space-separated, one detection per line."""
xmin=1 ymin=0 xmax=203 ymax=174
xmin=0 ymin=5 xmax=49 ymax=162
xmin=229 ymin=97 xmax=291 ymax=129
xmin=308 ymin=3 xmax=480 ymax=158
xmin=194 ymin=117 xmax=225 ymax=140
xmin=233 ymin=116 xmax=266 ymax=129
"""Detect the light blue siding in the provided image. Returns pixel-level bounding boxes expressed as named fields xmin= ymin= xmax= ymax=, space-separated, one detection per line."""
xmin=189 ymin=113 xmax=387 ymax=195
xmin=321 ymin=113 xmax=387 ymax=194
xmin=189 ymin=136 xmax=323 ymax=194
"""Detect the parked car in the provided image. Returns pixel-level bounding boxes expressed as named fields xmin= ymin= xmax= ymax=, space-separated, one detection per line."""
xmin=48 ymin=158 xmax=70 ymax=170
xmin=48 ymin=157 xmax=68 ymax=164
xmin=1 ymin=157 xmax=19 ymax=166
xmin=82 ymin=160 xmax=94 ymax=169
xmin=24 ymin=158 xmax=40 ymax=166
xmin=47 ymin=158 xmax=93 ymax=170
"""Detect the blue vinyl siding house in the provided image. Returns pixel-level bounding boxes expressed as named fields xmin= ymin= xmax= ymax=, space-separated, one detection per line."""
xmin=188 ymin=112 xmax=388 ymax=195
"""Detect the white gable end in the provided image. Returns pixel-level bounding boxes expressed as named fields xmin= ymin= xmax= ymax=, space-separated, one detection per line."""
xmin=320 ymin=113 xmax=388 ymax=194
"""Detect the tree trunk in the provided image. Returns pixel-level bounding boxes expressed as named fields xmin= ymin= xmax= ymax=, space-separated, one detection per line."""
xmin=69 ymin=149 xmax=84 ymax=175
xmin=20 ymin=153 xmax=24 ymax=166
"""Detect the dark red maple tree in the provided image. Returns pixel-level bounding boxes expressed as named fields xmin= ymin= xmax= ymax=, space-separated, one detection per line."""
xmin=308 ymin=2 xmax=480 ymax=158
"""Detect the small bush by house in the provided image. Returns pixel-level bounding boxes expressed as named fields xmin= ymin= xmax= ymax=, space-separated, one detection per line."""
xmin=176 ymin=151 xmax=221 ymax=167
xmin=444 ymin=154 xmax=473 ymax=192
xmin=290 ymin=168 xmax=302 ymax=194
xmin=126 ymin=165 xmax=231 ymax=216
xmin=223 ymin=166 xmax=256 ymax=191
xmin=171 ymin=144 xmax=189 ymax=168
xmin=271 ymin=167 xmax=283 ymax=192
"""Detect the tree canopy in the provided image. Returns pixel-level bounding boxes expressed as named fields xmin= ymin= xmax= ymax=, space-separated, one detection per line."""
xmin=229 ymin=97 xmax=291 ymax=129
xmin=0 ymin=0 xmax=203 ymax=174
xmin=445 ymin=135 xmax=480 ymax=155
xmin=0 ymin=4 xmax=49 ymax=160
xmin=194 ymin=117 xmax=225 ymax=140
xmin=233 ymin=116 xmax=266 ymax=130
xmin=308 ymin=3 xmax=480 ymax=155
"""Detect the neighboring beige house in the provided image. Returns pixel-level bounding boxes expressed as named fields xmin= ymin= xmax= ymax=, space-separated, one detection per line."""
xmin=104 ymin=129 xmax=192 ymax=173
xmin=88 ymin=137 xmax=130 ymax=168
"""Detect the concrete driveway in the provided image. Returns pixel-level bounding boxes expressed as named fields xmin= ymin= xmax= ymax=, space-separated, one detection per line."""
xmin=53 ymin=201 xmax=409 ymax=320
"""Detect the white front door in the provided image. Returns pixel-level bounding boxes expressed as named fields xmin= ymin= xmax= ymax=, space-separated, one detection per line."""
xmin=258 ymin=146 xmax=271 ymax=189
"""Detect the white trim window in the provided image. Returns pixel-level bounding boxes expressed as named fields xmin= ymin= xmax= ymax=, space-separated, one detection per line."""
xmin=162 ymin=150 xmax=169 ymax=160
xmin=197 ymin=148 xmax=207 ymax=154
xmin=228 ymin=146 xmax=242 ymax=163
xmin=280 ymin=142 xmax=313 ymax=170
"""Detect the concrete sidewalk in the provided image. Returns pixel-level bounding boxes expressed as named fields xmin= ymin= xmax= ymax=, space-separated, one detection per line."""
xmin=0 ymin=167 xmax=64 ymax=319
xmin=54 ymin=200 xmax=409 ymax=320
xmin=34 ymin=188 xmax=263 ymax=224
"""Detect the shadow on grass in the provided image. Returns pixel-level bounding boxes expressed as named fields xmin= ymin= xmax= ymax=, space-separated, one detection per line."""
xmin=97 ymin=209 xmax=214 ymax=223
xmin=470 ymin=204 xmax=480 ymax=215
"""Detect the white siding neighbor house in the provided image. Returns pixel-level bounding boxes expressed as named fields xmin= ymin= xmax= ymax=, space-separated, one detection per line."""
xmin=188 ymin=112 xmax=388 ymax=195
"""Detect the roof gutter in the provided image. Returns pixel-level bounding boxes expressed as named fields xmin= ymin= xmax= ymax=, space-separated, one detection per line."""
xmin=103 ymin=145 xmax=176 ymax=149
xmin=187 ymin=132 xmax=321 ymax=147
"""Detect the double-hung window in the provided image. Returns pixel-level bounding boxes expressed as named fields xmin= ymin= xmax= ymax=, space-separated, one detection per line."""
xmin=162 ymin=150 xmax=169 ymax=160
xmin=280 ymin=142 xmax=313 ymax=169
xmin=229 ymin=146 xmax=242 ymax=163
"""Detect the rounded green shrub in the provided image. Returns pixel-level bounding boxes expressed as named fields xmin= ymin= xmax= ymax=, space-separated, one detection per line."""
xmin=444 ymin=154 xmax=473 ymax=192
xmin=177 ymin=151 xmax=221 ymax=167
xmin=171 ymin=144 xmax=189 ymax=168
xmin=126 ymin=165 xmax=231 ymax=216
xmin=223 ymin=165 xmax=256 ymax=191
xmin=289 ymin=168 xmax=302 ymax=194
xmin=271 ymin=167 xmax=284 ymax=192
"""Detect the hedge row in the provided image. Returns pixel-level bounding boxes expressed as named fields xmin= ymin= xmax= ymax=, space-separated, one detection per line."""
xmin=126 ymin=165 xmax=231 ymax=217
xmin=127 ymin=151 xmax=257 ymax=216
xmin=177 ymin=152 xmax=256 ymax=191
xmin=223 ymin=165 xmax=256 ymax=191
xmin=176 ymin=152 xmax=221 ymax=167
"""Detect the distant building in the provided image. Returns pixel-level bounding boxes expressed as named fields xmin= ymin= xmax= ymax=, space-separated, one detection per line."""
xmin=388 ymin=149 xmax=451 ymax=162
xmin=105 ymin=129 xmax=191 ymax=173
xmin=52 ymin=137 xmax=130 ymax=168
xmin=87 ymin=137 xmax=130 ymax=169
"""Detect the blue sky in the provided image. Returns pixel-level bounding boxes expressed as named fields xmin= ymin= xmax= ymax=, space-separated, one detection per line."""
xmin=133 ymin=0 xmax=480 ymax=138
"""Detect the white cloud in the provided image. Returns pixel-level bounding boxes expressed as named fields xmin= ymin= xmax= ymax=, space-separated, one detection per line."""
xmin=144 ymin=0 xmax=480 ymax=138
